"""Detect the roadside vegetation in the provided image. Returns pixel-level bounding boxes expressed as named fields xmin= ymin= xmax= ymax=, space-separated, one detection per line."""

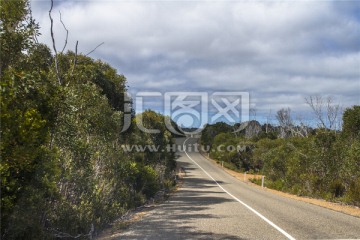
xmin=201 ymin=106 xmax=360 ymax=207
xmin=1 ymin=1 xmax=177 ymax=238
xmin=1 ymin=1 xmax=359 ymax=238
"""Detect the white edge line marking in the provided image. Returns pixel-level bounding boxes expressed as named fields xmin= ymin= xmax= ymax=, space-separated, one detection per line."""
xmin=183 ymin=138 xmax=296 ymax=240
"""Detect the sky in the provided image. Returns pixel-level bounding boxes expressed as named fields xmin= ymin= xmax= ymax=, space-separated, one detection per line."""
xmin=30 ymin=0 xmax=360 ymax=127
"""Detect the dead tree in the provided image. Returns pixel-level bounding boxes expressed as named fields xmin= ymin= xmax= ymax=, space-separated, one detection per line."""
xmin=276 ymin=108 xmax=293 ymax=138
xmin=305 ymin=95 xmax=341 ymax=131
xmin=48 ymin=0 xmax=104 ymax=82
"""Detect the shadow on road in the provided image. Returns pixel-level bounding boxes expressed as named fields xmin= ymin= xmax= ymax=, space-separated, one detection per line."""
xmin=120 ymin=160 xmax=245 ymax=240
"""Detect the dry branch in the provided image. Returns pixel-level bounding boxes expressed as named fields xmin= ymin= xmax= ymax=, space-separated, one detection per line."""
xmin=59 ymin=11 xmax=68 ymax=53
xmin=85 ymin=42 xmax=104 ymax=56
xmin=49 ymin=0 xmax=62 ymax=85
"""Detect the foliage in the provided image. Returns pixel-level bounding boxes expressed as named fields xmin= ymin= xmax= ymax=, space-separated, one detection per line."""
xmin=200 ymin=122 xmax=233 ymax=148
xmin=202 ymin=107 xmax=360 ymax=206
xmin=0 ymin=1 xmax=176 ymax=238
xmin=342 ymin=106 xmax=360 ymax=140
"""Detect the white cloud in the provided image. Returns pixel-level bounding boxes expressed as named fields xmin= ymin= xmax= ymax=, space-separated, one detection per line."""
xmin=31 ymin=0 xmax=360 ymax=121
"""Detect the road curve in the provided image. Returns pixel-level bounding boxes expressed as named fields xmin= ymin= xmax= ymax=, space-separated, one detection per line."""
xmin=120 ymin=137 xmax=360 ymax=239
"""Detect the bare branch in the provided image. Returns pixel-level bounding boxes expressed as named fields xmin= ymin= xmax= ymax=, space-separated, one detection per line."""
xmin=59 ymin=11 xmax=68 ymax=53
xmin=49 ymin=0 xmax=62 ymax=85
xmin=305 ymin=95 xmax=340 ymax=131
xmin=326 ymin=96 xmax=340 ymax=131
xmin=85 ymin=42 xmax=104 ymax=56
xmin=305 ymin=96 xmax=326 ymax=129
xmin=276 ymin=108 xmax=293 ymax=138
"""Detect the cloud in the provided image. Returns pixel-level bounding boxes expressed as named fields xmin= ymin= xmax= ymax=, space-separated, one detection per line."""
xmin=30 ymin=0 xmax=360 ymax=122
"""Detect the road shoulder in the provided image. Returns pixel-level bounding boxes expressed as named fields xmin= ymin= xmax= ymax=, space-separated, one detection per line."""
xmin=96 ymin=166 xmax=186 ymax=239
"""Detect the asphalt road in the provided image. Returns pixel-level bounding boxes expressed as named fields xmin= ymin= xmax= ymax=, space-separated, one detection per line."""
xmin=120 ymin=137 xmax=360 ymax=239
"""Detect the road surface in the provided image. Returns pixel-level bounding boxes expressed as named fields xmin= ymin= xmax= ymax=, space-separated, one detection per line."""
xmin=120 ymin=137 xmax=360 ymax=239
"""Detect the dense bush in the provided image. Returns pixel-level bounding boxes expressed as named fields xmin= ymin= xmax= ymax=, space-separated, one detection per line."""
xmin=201 ymin=111 xmax=360 ymax=206
xmin=0 ymin=1 xmax=176 ymax=238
